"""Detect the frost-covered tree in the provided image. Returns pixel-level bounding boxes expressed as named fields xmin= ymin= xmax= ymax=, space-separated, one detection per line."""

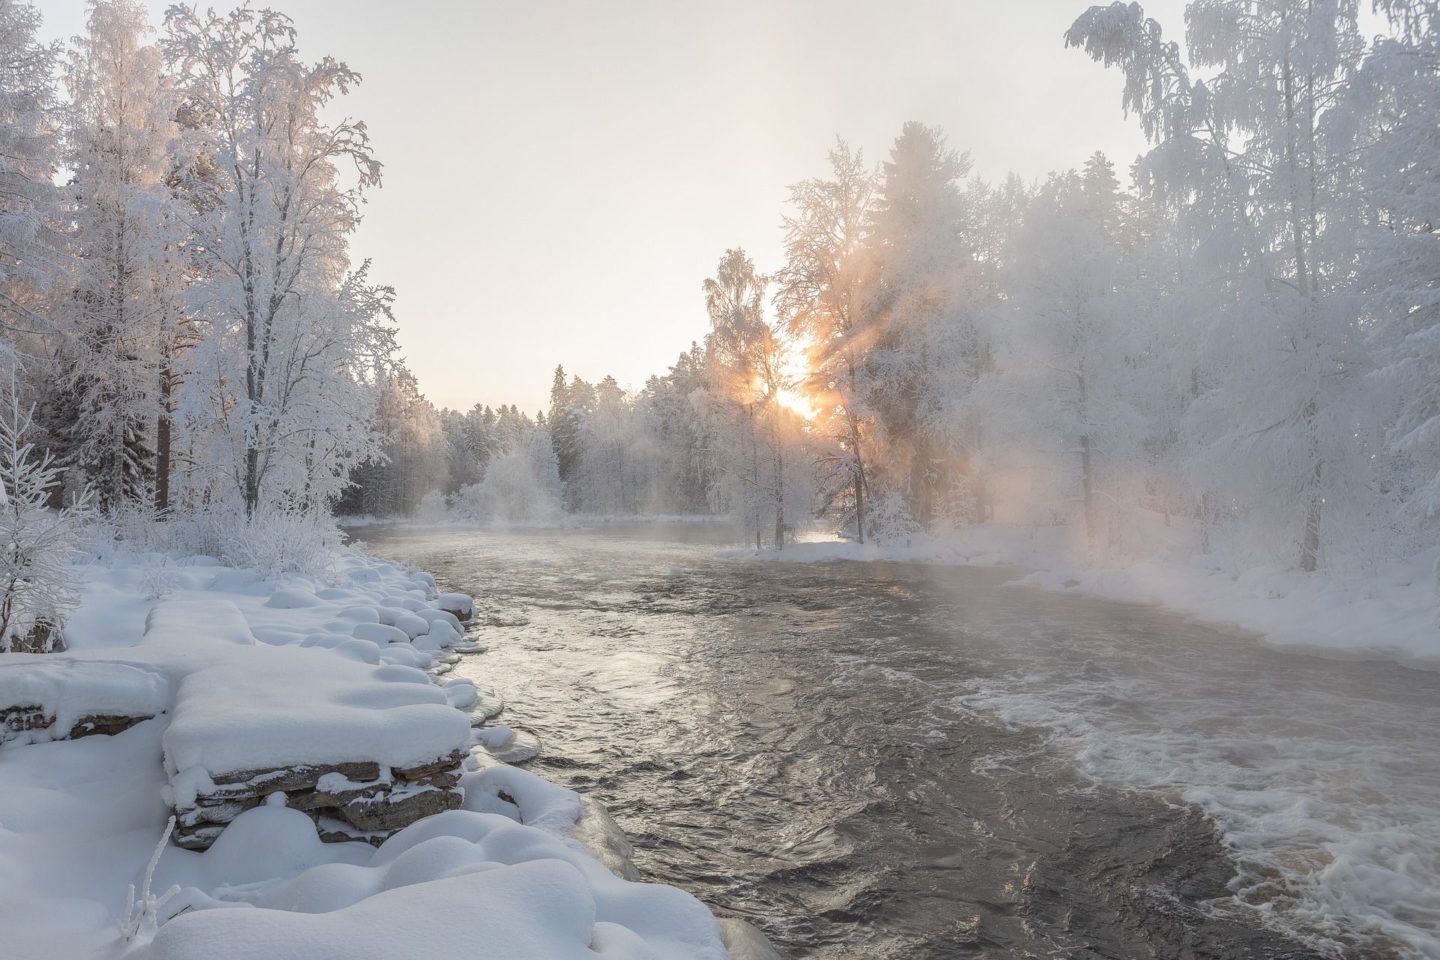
xmin=775 ymin=139 xmax=877 ymax=541
xmin=59 ymin=0 xmax=189 ymax=512
xmin=703 ymin=248 xmax=799 ymax=547
xmin=163 ymin=5 xmax=385 ymax=517
xmin=340 ymin=361 xmax=446 ymax=517
xmin=635 ymin=346 xmax=716 ymax=515
xmin=547 ymin=364 xmax=584 ymax=495
xmin=0 ymin=0 xmax=61 ymax=349
xmin=1068 ymin=0 xmax=1375 ymax=570
xmin=1356 ymin=2 xmax=1440 ymax=536
xmin=982 ymin=163 xmax=1146 ymax=553
xmin=455 ymin=423 xmax=562 ymax=525
xmin=861 ymin=122 xmax=982 ymax=528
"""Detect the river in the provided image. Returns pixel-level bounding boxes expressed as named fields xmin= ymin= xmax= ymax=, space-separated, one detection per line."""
xmin=354 ymin=522 xmax=1440 ymax=960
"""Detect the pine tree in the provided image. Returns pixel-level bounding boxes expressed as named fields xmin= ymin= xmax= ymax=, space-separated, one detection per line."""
xmin=862 ymin=122 xmax=980 ymax=529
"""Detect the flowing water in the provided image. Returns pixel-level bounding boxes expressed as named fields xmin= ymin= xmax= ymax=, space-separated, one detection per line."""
xmin=355 ymin=522 xmax=1440 ymax=960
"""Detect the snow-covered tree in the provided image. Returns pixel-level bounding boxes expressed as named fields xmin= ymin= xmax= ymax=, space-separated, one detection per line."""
xmin=341 ymin=361 xmax=446 ymax=517
xmin=59 ymin=0 xmax=189 ymax=512
xmin=163 ymin=5 xmax=385 ymax=517
xmin=547 ymin=364 xmax=584 ymax=497
xmin=0 ymin=0 xmax=61 ymax=350
xmin=981 ymin=163 xmax=1146 ymax=553
xmin=775 ymin=139 xmax=877 ymax=540
xmin=1356 ymin=2 xmax=1440 ymax=537
xmin=455 ymin=424 xmax=562 ymax=525
xmin=861 ymin=122 xmax=982 ymax=528
xmin=703 ymin=248 xmax=799 ymax=546
xmin=1068 ymin=0 xmax=1376 ymax=570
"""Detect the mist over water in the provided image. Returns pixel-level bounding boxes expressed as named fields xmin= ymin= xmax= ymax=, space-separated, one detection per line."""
xmin=358 ymin=523 xmax=1439 ymax=959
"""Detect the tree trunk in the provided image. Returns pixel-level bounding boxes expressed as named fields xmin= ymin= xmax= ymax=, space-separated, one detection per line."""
xmin=155 ymin=364 xmax=172 ymax=514
xmin=244 ymin=446 xmax=259 ymax=518
xmin=773 ymin=418 xmax=785 ymax=551
xmin=854 ymin=471 xmax=865 ymax=544
xmin=1284 ymin=50 xmax=1321 ymax=573
xmin=1198 ymin=492 xmax=1212 ymax=555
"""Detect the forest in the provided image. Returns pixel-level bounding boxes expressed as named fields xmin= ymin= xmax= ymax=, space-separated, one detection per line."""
xmin=1 ymin=0 xmax=1439 ymax=582
xmin=354 ymin=0 xmax=1440 ymax=583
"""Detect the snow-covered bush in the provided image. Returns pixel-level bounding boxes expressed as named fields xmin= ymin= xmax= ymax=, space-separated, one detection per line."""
xmin=0 ymin=385 xmax=92 ymax=652
xmin=184 ymin=504 xmax=343 ymax=581
xmin=454 ymin=429 xmax=563 ymax=526
xmin=413 ymin=489 xmax=449 ymax=524
xmin=868 ymin=489 xmax=920 ymax=546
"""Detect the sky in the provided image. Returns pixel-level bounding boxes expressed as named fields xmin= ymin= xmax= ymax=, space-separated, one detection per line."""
xmin=40 ymin=0 xmax=1189 ymax=415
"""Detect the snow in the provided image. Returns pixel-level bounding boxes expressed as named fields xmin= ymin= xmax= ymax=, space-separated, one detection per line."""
xmin=436 ymin=592 xmax=474 ymax=619
xmin=350 ymin=621 xmax=410 ymax=645
xmin=0 ymin=659 xmax=168 ymax=739
xmin=0 ymin=545 xmax=735 ymax=960
xmin=163 ymin=647 xmax=467 ymax=791
xmin=731 ymin=517 xmax=1440 ymax=669
xmin=153 ymin=834 xmax=727 ymax=960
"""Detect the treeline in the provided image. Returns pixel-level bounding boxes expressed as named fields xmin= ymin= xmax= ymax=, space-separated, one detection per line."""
xmin=0 ymin=0 xmax=404 ymax=530
xmin=341 ymin=355 xmax=721 ymax=523
xmin=355 ymin=0 xmax=1440 ymax=575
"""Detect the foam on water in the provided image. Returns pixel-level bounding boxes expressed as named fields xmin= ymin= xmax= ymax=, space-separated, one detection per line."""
xmin=942 ymin=665 xmax=1440 ymax=959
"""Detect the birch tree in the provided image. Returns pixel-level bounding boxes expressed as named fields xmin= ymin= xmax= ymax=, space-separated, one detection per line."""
xmin=162 ymin=5 xmax=383 ymax=516
xmin=61 ymin=0 xmax=188 ymax=511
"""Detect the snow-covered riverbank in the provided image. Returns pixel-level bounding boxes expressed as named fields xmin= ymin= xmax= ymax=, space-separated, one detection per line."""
xmin=727 ymin=515 xmax=1440 ymax=670
xmin=0 ymin=546 xmax=746 ymax=960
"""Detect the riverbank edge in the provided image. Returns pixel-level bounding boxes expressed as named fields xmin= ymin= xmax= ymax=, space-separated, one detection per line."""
xmin=0 ymin=544 xmax=754 ymax=960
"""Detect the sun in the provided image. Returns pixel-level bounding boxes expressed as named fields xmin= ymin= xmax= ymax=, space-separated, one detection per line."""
xmin=774 ymin=386 xmax=818 ymax=420
xmin=773 ymin=340 xmax=819 ymax=420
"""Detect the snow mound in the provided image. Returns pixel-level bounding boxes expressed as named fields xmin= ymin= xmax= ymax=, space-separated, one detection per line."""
xmin=164 ymin=644 xmax=469 ymax=786
xmin=436 ymin=593 xmax=474 ymax=620
xmin=152 ymin=806 xmax=728 ymax=960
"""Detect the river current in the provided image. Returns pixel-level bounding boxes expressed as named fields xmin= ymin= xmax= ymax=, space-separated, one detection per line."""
xmin=355 ymin=522 xmax=1440 ymax=960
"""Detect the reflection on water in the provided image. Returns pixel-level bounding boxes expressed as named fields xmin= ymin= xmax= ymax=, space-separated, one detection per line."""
xmin=356 ymin=522 xmax=1439 ymax=959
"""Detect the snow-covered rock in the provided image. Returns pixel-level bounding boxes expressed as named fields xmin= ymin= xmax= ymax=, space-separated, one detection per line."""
xmin=436 ymin=592 xmax=474 ymax=621
xmin=0 ymin=659 xmax=169 ymax=746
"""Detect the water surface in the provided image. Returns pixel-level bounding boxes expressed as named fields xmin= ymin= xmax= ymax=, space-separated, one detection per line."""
xmin=356 ymin=522 xmax=1439 ymax=959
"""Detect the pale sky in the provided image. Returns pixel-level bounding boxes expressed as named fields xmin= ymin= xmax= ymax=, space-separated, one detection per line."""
xmin=40 ymin=0 xmax=1187 ymax=415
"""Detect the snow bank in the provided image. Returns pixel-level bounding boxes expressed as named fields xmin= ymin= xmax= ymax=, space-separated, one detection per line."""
xmin=0 ymin=544 xmax=746 ymax=960
xmin=163 ymin=646 xmax=468 ymax=788
xmin=150 ymin=803 xmax=727 ymax=960
xmin=0 ymin=659 xmax=168 ymax=745
xmin=0 ymin=528 xmax=777 ymax=959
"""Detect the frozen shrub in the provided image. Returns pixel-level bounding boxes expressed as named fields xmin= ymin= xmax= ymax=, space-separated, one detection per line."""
xmin=868 ymin=490 xmax=920 ymax=546
xmin=413 ymin=489 xmax=450 ymax=524
xmin=187 ymin=504 xmax=343 ymax=581
xmin=455 ymin=430 xmax=563 ymax=526
xmin=0 ymin=384 xmax=92 ymax=652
